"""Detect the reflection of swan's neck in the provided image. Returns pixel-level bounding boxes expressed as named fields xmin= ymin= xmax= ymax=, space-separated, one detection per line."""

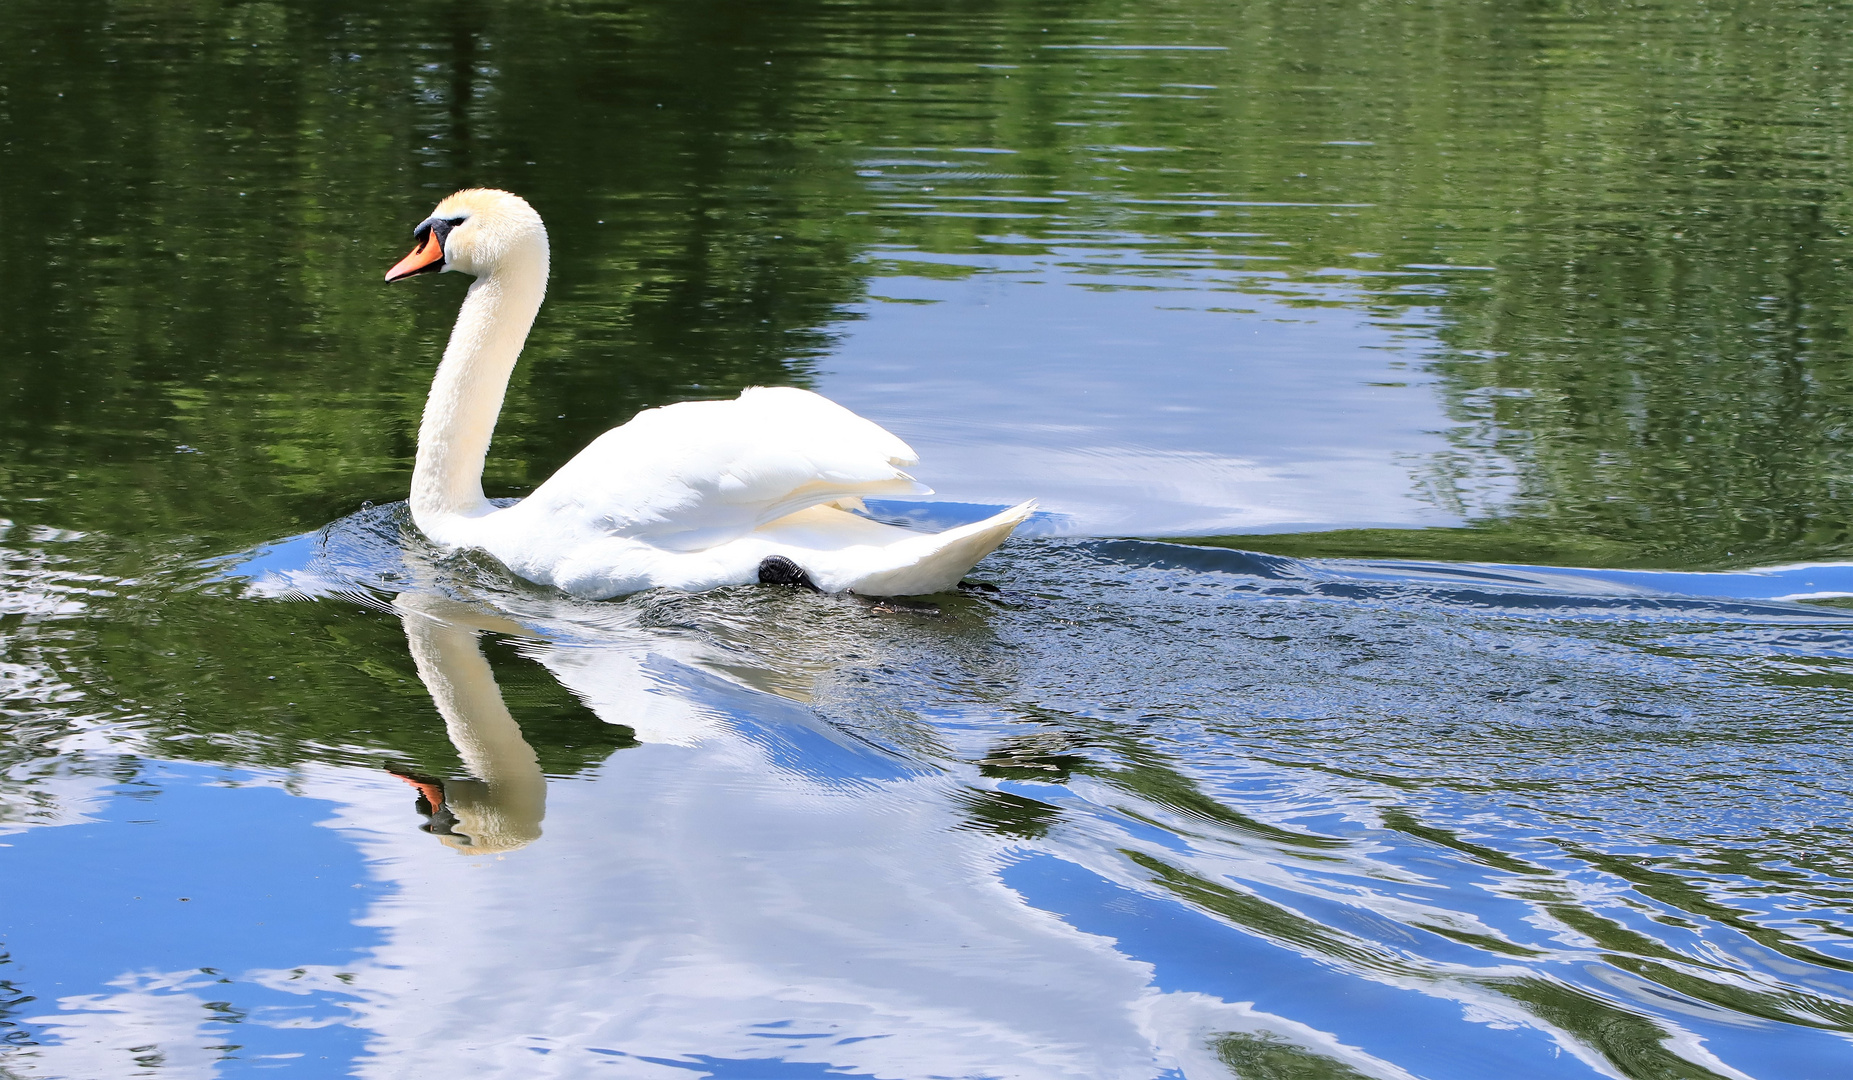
xmin=401 ymin=607 xmax=547 ymax=854
xmin=410 ymin=250 xmax=548 ymax=537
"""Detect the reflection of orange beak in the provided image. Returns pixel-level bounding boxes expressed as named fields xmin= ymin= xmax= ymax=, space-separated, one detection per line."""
xmin=390 ymin=770 xmax=447 ymax=812
xmin=385 ymin=231 xmax=445 ymax=282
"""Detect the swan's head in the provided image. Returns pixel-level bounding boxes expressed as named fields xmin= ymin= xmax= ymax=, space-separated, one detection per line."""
xmin=385 ymin=188 xmax=547 ymax=282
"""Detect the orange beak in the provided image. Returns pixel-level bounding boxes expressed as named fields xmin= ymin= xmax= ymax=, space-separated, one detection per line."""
xmin=385 ymin=231 xmax=445 ymax=282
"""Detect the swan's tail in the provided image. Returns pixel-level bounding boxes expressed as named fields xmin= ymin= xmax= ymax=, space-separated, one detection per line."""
xmin=846 ymin=500 xmax=1037 ymax=596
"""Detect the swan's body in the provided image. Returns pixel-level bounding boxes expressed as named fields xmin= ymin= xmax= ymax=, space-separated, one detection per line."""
xmin=386 ymin=189 xmax=1032 ymax=597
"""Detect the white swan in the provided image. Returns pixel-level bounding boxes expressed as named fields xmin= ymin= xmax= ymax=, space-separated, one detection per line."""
xmin=384 ymin=188 xmax=1034 ymax=597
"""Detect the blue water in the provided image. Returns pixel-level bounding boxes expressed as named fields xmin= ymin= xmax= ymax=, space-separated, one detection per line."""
xmin=13 ymin=508 xmax=1853 ymax=1077
xmin=2 ymin=763 xmax=376 ymax=1074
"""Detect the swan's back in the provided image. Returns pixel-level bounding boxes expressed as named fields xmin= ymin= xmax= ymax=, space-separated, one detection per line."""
xmin=517 ymin=387 xmax=927 ymax=551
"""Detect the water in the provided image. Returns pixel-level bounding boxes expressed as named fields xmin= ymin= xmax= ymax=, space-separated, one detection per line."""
xmin=7 ymin=1 xmax=1853 ymax=1076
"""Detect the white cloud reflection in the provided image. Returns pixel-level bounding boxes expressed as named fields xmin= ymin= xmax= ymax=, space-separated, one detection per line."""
xmin=821 ymin=252 xmax=1517 ymax=536
xmin=20 ymin=971 xmax=244 ymax=1080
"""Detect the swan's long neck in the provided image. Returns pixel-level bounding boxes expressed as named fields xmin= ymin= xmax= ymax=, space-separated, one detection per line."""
xmin=410 ymin=247 xmax=548 ymax=534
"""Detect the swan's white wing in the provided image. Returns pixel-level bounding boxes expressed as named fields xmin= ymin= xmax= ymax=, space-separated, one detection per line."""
xmin=520 ymin=387 xmax=926 ymax=551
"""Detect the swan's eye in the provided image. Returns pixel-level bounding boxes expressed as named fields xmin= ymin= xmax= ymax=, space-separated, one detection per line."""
xmin=445 ymin=217 xmax=467 ymax=228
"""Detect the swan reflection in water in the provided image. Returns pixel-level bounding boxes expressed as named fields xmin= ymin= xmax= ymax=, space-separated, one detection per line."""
xmin=389 ymin=592 xmax=548 ymax=854
xmin=376 ymin=561 xmax=945 ymax=856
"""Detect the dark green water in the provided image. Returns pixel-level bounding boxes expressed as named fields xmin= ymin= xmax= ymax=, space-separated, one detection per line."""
xmin=11 ymin=0 xmax=1853 ymax=565
xmin=7 ymin=2 xmax=1853 ymax=1078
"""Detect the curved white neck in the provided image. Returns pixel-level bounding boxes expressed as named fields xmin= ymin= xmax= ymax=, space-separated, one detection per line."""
xmin=410 ymin=247 xmax=548 ymax=538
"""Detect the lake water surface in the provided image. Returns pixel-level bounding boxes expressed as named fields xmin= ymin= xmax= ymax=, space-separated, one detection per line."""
xmin=6 ymin=2 xmax=1853 ymax=1077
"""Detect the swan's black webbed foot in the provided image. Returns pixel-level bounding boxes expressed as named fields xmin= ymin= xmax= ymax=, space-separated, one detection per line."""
xmin=757 ymin=555 xmax=819 ymax=591
xmin=958 ymin=580 xmax=1001 ymax=593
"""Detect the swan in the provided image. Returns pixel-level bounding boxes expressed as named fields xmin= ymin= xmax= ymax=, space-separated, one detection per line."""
xmin=384 ymin=188 xmax=1034 ymax=597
